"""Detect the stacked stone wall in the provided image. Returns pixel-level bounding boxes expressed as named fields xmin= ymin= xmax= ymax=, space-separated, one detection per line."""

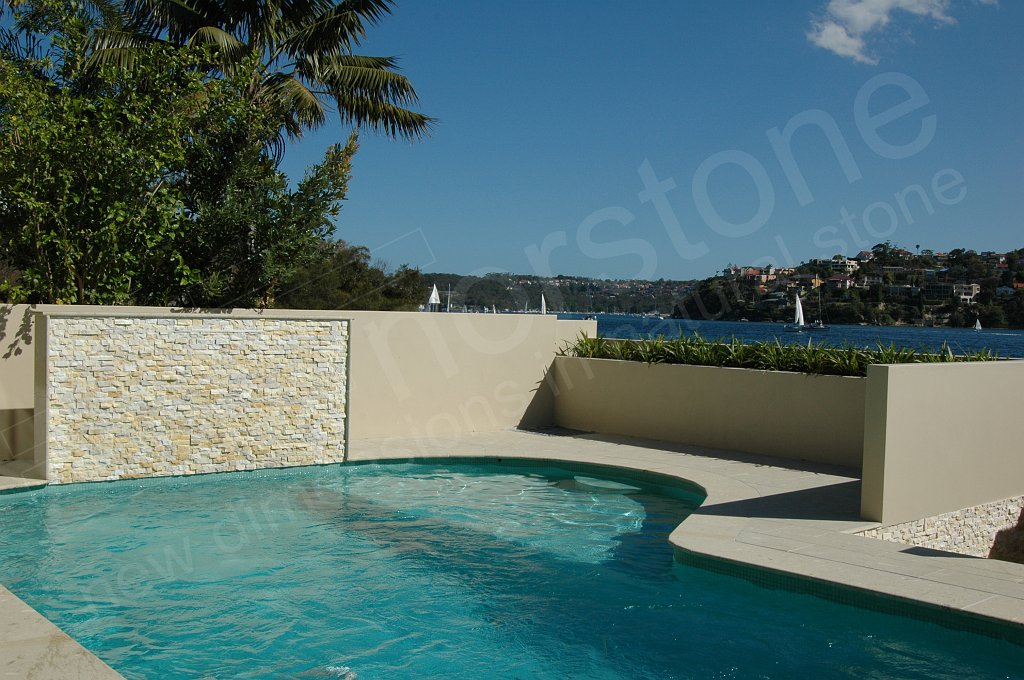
xmin=43 ymin=315 xmax=348 ymax=483
xmin=857 ymin=496 xmax=1024 ymax=558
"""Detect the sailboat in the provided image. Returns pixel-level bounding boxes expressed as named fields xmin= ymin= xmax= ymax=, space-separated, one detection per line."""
xmin=974 ymin=318 xmax=982 ymax=332
xmin=426 ymin=284 xmax=441 ymax=312
xmin=809 ymin=290 xmax=830 ymax=330
xmin=540 ymin=293 xmax=547 ymax=315
xmin=784 ymin=294 xmax=806 ymax=332
xmin=784 ymin=293 xmax=829 ymax=332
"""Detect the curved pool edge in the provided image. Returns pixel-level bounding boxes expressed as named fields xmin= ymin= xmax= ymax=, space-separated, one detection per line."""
xmin=0 ymin=586 xmax=123 ymax=679
xmin=2 ymin=427 xmax=1022 ymax=677
xmin=351 ymin=429 xmax=1024 ymax=643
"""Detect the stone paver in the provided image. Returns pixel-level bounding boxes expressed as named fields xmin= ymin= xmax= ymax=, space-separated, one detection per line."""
xmin=0 ymin=587 xmax=122 ymax=679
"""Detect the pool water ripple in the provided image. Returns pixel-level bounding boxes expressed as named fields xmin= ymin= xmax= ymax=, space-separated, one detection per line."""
xmin=0 ymin=462 xmax=1022 ymax=679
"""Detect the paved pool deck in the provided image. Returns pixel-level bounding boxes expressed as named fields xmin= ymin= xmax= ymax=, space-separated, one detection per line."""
xmin=1 ymin=428 xmax=1022 ymax=677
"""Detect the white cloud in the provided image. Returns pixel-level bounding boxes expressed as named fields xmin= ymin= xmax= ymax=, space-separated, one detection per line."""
xmin=808 ymin=20 xmax=877 ymax=64
xmin=807 ymin=0 xmax=978 ymax=64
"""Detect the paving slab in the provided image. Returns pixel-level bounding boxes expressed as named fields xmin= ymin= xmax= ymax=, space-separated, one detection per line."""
xmin=0 ymin=587 xmax=122 ymax=679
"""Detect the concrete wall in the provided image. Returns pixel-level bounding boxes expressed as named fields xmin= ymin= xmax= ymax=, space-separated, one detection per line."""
xmin=0 ymin=305 xmax=36 ymax=461
xmin=342 ymin=311 xmax=589 ymax=442
xmin=552 ymin=356 xmax=866 ymax=468
xmin=0 ymin=408 xmax=32 ymax=462
xmin=861 ymin=361 xmax=1024 ymax=524
xmin=37 ymin=312 xmax=349 ymax=483
xmin=15 ymin=303 xmax=1022 ymax=528
xmin=1 ymin=305 xmax=594 ymax=479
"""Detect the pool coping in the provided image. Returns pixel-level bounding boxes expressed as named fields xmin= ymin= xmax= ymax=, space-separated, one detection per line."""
xmin=0 ymin=586 xmax=123 ymax=678
xmin=1 ymin=428 xmax=1022 ymax=678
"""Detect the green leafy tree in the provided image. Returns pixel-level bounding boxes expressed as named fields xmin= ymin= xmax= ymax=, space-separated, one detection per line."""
xmin=0 ymin=42 xmax=214 ymax=303
xmin=275 ymin=240 xmax=423 ymax=310
xmin=2 ymin=3 xmax=408 ymax=309
xmin=139 ymin=123 xmax=361 ymax=307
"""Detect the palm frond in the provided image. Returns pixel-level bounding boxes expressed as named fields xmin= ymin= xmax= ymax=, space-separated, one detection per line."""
xmin=84 ymin=0 xmax=133 ymax=30
xmin=332 ymin=91 xmax=432 ymax=140
xmin=89 ymin=26 xmax=155 ymax=52
xmin=298 ymin=52 xmax=419 ymax=106
xmin=187 ymin=25 xmax=247 ymax=60
xmin=85 ymin=29 xmax=158 ymax=71
xmin=122 ymin=0 xmax=222 ymax=41
xmin=261 ymin=71 xmax=328 ymax=135
xmin=281 ymin=0 xmax=394 ymax=58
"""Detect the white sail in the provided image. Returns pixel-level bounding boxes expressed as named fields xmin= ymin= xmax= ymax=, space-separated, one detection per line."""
xmin=540 ymin=293 xmax=547 ymax=315
xmin=975 ymin=318 xmax=982 ymax=331
xmin=794 ymin=294 xmax=805 ymax=327
xmin=427 ymin=284 xmax=441 ymax=306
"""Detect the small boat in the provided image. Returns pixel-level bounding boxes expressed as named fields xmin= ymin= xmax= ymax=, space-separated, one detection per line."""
xmin=784 ymin=294 xmax=806 ymax=332
xmin=974 ymin=318 xmax=982 ymax=332
xmin=784 ymin=293 xmax=829 ymax=332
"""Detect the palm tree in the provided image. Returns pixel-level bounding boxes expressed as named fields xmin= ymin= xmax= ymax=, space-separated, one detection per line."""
xmin=89 ymin=0 xmax=432 ymax=144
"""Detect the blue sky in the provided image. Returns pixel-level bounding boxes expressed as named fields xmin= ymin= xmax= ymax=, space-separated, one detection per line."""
xmin=282 ymin=0 xmax=1023 ymax=281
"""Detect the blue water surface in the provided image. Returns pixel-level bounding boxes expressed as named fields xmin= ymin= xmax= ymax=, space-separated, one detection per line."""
xmin=562 ymin=313 xmax=1024 ymax=357
xmin=1 ymin=463 xmax=1022 ymax=679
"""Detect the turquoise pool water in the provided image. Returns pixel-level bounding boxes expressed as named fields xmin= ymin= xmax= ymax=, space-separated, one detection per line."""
xmin=0 ymin=462 xmax=1021 ymax=679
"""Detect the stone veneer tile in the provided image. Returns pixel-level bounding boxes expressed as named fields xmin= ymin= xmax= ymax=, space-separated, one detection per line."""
xmin=857 ymin=495 xmax=1024 ymax=559
xmin=45 ymin=316 xmax=348 ymax=483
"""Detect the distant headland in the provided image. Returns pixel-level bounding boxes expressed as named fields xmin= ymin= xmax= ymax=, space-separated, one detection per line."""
xmin=424 ymin=242 xmax=1024 ymax=329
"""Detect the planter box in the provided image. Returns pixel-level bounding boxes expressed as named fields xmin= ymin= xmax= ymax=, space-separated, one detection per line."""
xmin=553 ymin=356 xmax=1024 ymax=525
xmin=552 ymin=356 xmax=866 ymax=469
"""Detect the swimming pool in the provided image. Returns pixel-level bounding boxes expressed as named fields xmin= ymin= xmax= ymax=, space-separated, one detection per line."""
xmin=0 ymin=462 xmax=1021 ymax=678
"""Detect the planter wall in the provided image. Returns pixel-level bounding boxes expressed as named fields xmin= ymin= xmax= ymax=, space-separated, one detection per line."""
xmin=862 ymin=361 xmax=1024 ymax=525
xmin=552 ymin=356 xmax=866 ymax=469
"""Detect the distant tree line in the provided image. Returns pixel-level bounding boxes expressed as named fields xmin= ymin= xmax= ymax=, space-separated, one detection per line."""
xmin=420 ymin=273 xmax=697 ymax=313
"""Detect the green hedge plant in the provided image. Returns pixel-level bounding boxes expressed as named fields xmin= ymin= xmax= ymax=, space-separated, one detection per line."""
xmin=561 ymin=334 xmax=997 ymax=377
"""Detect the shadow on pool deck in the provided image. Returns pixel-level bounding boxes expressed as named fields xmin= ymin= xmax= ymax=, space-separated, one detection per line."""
xmin=696 ymin=480 xmax=862 ymax=522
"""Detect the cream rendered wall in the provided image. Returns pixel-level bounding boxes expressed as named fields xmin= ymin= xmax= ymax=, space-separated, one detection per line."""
xmin=0 ymin=305 xmax=35 ymax=410
xmin=343 ymin=312 xmax=594 ymax=442
xmin=552 ymin=356 xmax=866 ymax=468
xmin=1 ymin=305 xmax=36 ymax=462
xmin=861 ymin=361 xmax=1024 ymax=525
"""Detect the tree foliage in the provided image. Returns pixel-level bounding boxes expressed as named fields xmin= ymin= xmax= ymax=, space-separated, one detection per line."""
xmin=0 ymin=42 xmax=210 ymax=303
xmin=275 ymin=240 xmax=424 ymax=310
xmin=88 ymin=0 xmax=433 ymax=148
xmin=0 ymin=0 xmax=427 ymax=309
